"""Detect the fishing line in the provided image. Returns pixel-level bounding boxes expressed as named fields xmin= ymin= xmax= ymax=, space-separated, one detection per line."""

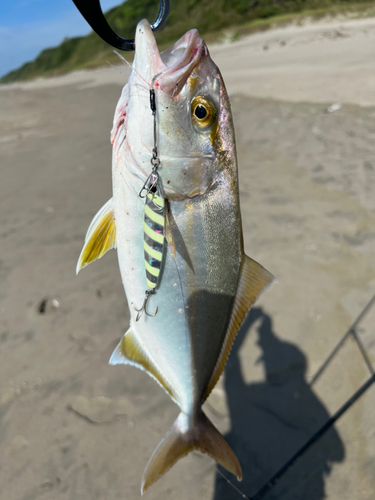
xmin=113 ymin=51 xmax=171 ymax=103
xmin=217 ymin=469 xmax=250 ymax=499
xmin=134 ymin=85 xmax=166 ymax=321
xmin=351 ymin=326 xmax=375 ymax=376
xmin=218 ymin=373 xmax=375 ymax=500
xmin=113 ymin=51 xmax=150 ymax=89
xmin=251 ymin=373 xmax=375 ymax=500
xmin=217 ymin=295 xmax=375 ymax=500
xmin=309 ymin=293 xmax=375 ymax=386
xmin=107 ymin=61 xmax=130 ymax=78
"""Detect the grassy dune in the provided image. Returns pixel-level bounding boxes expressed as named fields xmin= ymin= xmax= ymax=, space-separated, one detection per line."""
xmin=2 ymin=0 xmax=375 ymax=83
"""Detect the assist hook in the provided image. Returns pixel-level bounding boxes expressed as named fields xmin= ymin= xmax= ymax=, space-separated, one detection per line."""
xmin=72 ymin=0 xmax=171 ymax=51
xmin=134 ymin=290 xmax=158 ymax=321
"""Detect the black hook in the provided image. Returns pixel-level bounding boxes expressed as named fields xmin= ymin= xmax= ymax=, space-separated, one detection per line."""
xmin=72 ymin=0 xmax=171 ymax=51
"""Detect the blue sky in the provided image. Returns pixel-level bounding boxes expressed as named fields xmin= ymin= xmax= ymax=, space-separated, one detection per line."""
xmin=0 ymin=0 xmax=122 ymax=78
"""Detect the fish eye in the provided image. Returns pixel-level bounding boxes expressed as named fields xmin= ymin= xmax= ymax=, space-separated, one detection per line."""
xmin=195 ymin=105 xmax=207 ymax=119
xmin=191 ymin=96 xmax=216 ymax=129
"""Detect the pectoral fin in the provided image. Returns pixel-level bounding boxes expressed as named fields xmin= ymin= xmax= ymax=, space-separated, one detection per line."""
xmin=110 ymin=328 xmax=177 ymax=403
xmin=204 ymin=255 xmax=276 ymax=400
xmin=76 ymin=198 xmax=116 ymax=274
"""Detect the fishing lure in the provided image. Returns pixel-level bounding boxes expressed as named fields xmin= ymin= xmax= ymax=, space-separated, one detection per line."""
xmin=135 ymin=89 xmax=165 ymax=320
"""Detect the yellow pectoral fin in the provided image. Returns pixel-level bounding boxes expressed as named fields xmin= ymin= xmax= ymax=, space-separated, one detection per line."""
xmin=76 ymin=198 xmax=116 ymax=274
xmin=204 ymin=255 xmax=276 ymax=400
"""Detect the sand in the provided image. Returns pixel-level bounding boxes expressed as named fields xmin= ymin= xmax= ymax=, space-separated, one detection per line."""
xmin=1 ymin=16 xmax=375 ymax=500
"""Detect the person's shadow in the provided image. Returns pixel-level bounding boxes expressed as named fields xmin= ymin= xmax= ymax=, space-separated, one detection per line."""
xmin=212 ymin=307 xmax=345 ymax=500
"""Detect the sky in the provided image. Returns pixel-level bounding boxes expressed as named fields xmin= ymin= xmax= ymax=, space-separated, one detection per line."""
xmin=0 ymin=0 xmax=123 ymax=78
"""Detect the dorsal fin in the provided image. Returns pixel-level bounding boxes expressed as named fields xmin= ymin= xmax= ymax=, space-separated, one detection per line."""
xmin=204 ymin=255 xmax=276 ymax=400
xmin=110 ymin=329 xmax=178 ymax=403
xmin=76 ymin=198 xmax=116 ymax=274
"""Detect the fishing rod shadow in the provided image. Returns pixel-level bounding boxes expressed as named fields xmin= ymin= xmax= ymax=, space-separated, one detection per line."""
xmin=212 ymin=307 xmax=345 ymax=500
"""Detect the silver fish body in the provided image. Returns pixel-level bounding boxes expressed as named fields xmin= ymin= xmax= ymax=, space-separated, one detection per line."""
xmin=112 ymin=162 xmax=242 ymax=413
xmin=77 ymin=19 xmax=274 ymax=494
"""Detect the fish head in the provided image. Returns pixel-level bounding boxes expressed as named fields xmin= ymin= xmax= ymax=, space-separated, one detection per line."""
xmin=117 ymin=19 xmax=236 ymax=199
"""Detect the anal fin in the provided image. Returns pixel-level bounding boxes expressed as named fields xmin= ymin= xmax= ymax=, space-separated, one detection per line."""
xmin=76 ymin=198 xmax=116 ymax=274
xmin=110 ymin=329 xmax=177 ymax=402
xmin=204 ymin=255 xmax=275 ymax=400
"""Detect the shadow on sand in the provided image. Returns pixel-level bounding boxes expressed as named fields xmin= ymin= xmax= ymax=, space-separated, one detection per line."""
xmin=213 ymin=307 xmax=345 ymax=500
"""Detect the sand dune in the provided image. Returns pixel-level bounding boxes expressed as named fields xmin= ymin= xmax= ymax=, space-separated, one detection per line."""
xmin=2 ymin=17 xmax=375 ymax=106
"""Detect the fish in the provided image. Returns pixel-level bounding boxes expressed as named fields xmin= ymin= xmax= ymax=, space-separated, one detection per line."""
xmin=76 ymin=19 xmax=275 ymax=494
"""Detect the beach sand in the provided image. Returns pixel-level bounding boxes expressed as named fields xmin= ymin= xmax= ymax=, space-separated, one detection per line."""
xmin=1 ymin=17 xmax=375 ymax=500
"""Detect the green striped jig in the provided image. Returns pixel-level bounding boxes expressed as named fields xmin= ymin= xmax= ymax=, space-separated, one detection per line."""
xmin=134 ymin=88 xmax=165 ymax=321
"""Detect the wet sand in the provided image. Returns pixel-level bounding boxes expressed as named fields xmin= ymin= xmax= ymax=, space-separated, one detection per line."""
xmin=1 ymin=17 xmax=375 ymax=500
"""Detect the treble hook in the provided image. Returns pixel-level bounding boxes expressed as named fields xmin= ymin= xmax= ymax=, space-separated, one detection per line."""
xmin=71 ymin=0 xmax=171 ymax=51
xmin=134 ymin=289 xmax=158 ymax=321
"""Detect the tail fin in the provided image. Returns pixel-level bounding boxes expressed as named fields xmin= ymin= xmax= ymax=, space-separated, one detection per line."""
xmin=141 ymin=411 xmax=242 ymax=494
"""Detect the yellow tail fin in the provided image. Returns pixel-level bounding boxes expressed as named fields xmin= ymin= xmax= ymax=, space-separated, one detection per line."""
xmin=141 ymin=411 xmax=242 ymax=494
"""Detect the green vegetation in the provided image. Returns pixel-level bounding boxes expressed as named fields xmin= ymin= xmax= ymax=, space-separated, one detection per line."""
xmin=2 ymin=0 xmax=375 ymax=83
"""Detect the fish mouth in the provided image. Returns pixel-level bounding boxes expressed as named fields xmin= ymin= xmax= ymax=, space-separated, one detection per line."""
xmin=134 ymin=19 xmax=205 ymax=95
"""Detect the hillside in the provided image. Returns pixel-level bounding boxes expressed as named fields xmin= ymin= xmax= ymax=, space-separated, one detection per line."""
xmin=2 ymin=0 xmax=375 ymax=83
